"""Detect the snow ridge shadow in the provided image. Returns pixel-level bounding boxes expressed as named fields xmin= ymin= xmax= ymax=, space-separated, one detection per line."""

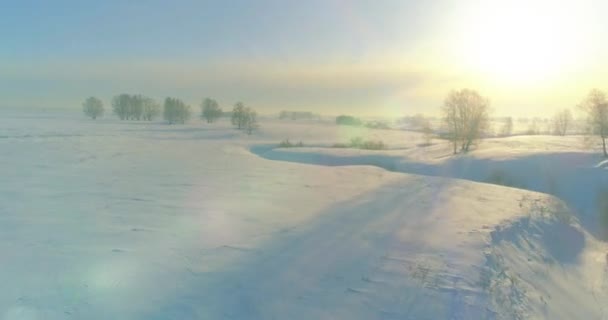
xmin=251 ymin=145 xmax=608 ymax=239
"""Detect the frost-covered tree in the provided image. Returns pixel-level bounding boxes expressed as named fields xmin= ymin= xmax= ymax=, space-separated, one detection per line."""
xmin=578 ymin=89 xmax=608 ymax=157
xmin=130 ymin=95 xmax=144 ymax=120
xmin=201 ymin=98 xmax=222 ymax=123
xmin=243 ymin=107 xmax=259 ymax=134
xmin=442 ymin=89 xmax=491 ymax=154
xmin=230 ymin=102 xmax=258 ymax=133
xmin=231 ymin=102 xmax=247 ymax=129
xmin=163 ymin=97 xmax=191 ymax=124
xmin=552 ymin=109 xmax=573 ymax=136
xmin=82 ymin=96 xmax=104 ymax=119
xmin=112 ymin=94 xmax=131 ymax=120
xmin=142 ymin=97 xmax=161 ymax=121
xmin=112 ymin=94 xmax=155 ymax=120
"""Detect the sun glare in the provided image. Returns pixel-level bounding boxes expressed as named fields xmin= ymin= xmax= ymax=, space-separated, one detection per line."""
xmin=453 ymin=1 xmax=592 ymax=84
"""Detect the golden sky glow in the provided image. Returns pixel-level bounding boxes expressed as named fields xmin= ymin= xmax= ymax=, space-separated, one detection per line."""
xmin=2 ymin=1 xmax=608 ymax=117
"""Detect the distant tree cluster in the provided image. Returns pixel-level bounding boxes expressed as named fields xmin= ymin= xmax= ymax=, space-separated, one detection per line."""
xmin=400 ymin=114 xmax=432 ymax=130
xmin=442 ymin=88 xmax=491 ymax=154
xmin=112 ymin=94 xmax=160 ymax=121
xmin=163 ymin=97 xmax=192 ymax=124
xmin=335 ymin=115 xmax=362 ymax=126
xmin=278 ymin=139 xmax=304 ymax=148
xmin=82 ymin=95 xmax=260 ymax=132
xmin=83 ymin=97 xmax=104 ymax=119
xmin=231 ymin=102 xmax=258 ymax=134
xmin=279 ymin=111 xmax=320 ymax=121
xmin=201 ymin=98 xmax=223 ymax=123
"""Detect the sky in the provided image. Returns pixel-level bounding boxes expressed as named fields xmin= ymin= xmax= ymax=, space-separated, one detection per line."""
xmin=2 ymin=0 xmax=608 ymax=117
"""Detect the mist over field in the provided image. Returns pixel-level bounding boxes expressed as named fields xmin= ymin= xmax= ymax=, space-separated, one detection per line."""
xmin=3 ymin=1 xmax=608 ymax=319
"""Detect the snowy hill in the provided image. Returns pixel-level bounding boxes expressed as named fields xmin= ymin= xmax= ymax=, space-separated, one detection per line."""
xmin=0 ymin=113 xmax=606 ymax=319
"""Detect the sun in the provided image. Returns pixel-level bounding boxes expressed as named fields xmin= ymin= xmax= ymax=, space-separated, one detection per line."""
xmin=452 ymin=1 xmax=590 ymax=84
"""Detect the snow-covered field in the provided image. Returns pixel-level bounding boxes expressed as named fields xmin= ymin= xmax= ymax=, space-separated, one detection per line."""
xmin=1 ymin=110 xmax=607 ymax=319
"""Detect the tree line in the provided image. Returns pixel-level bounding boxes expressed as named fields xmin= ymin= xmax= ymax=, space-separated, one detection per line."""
xmin=440 ymin=88 xmax=608 ymax=157
xmin=82 ymin=95 xmax=259 ymax=134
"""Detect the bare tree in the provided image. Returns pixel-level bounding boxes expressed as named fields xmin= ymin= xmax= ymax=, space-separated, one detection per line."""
xmin=578 ymin=89 xmax=608 ymax=157
xmin=82 ymin=96 xmax=104 ymax=120
xmin=112 ymin=94 xmax=131 ymax=120
xmin=231 ymin=102 xmax=246 ymax=129
xmin=142 ymin=97 xmax=161 ymax=121
xmin=230 ymin=102 xmax=258 ymax=133
xmin=201 ymin=98 xmax=222 ymax=123
xmin=244 ymin=107 xmax=259 ymax=134
xmin=130 ymin=95 xmax=144 ymax=120
xmin=551 ymin=109 xmax=573 ymax=136
xmin=163 ymin=97 xmax=191 ymax=124
xmin=442 ymin=89 xmax=491 ymax=154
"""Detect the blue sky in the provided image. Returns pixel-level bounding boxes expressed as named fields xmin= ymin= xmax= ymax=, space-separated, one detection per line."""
xmin=2 ymin=0 xmax=607 ymax=116
xmin=1 ymin=1 xmax=433 ymax=60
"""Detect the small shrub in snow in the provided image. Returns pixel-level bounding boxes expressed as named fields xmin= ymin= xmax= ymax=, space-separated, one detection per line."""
xmin=331 ymin=143 xmax=349 ymax=148
xmin=349 ymin=137 xmax=364 ymax=148
xmin=279 ymin=111 xmax=320 ymax=121
xmin=331 ymin=137 xmax=386 ymax=150
xmin=350 ymin=137 xmax=385 ymax=150
xmin=360 ymin=140 xmax=386 ymax=150
xmin=365 ymin=121 xmax=390 ymax=129
xmin=278 ymin=139 xmax=304 ymax=148
xmin=336 ymin=115 xmax=362 ymax=126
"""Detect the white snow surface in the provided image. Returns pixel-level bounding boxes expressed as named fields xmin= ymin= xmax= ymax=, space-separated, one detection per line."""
xmin=1 ymin=111 xmax=607 ymax=319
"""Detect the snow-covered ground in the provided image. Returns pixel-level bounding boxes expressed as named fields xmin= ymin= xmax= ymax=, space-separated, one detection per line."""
xmin=1 ymin=111 xmax=607 ymax=319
